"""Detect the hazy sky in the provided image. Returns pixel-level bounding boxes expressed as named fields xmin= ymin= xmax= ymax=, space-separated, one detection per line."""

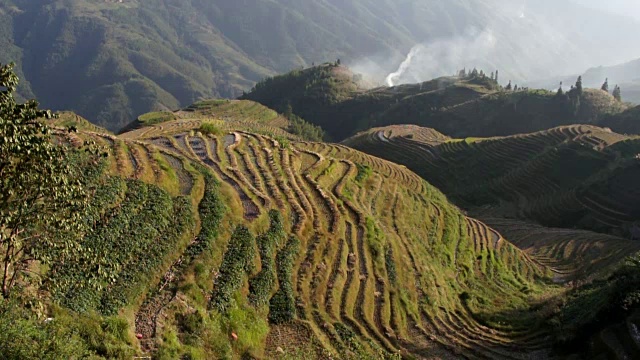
xmin=572 ymin=0 xmax=640 ymax=19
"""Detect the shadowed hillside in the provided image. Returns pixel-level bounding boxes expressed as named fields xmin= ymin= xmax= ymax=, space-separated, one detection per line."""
xmin=245 ymin=65 xmax=631 ymax=140
xmin=600 ymin=105 xmax=640 ymax=135
xmin=345 ymin=124 xmax=640 ymax=239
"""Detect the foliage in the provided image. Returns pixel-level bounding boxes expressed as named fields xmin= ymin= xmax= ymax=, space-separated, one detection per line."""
xmin=384 ymin=247 xmax=396 ymax=283
xmin=613 ymin=85 xmax=622 ymax=102
xmin=284 ymin=107 xmax=325 ymax=141
xmin=550 ymin=254 xmax=640 ymax=342
xmin=0 ymin=63 xmax=99 ymax=298
xmin=249 ymin=210 xmax=285 ymax=307
xmin=137 ymin=111 xmax=177 ymax=126
xmin=184 ymin=172 xmax=226 ymax=260
xmin=365 ymin=218 xmax=385 ymax=262
xmin=268 ymin=236 xmax=300 ymax=324
xmin=49 ymin=177 xmax=195 ymax=315
xmin=210 ymin=226 xmax=256 ymax=313
xmin=355 ymin=163 xmax=372 ymax=184
xmin=198 ymin=122 xmax=223 ymax=137
xmin=0 ymin=300 xmax=135 ymax=359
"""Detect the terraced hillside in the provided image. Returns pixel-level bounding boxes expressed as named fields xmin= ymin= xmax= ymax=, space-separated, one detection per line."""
xmin=112 ymin=110 xmax=562 ymax=359
xmin=23 ymin=92 xmax=637 ymax=359
xmin=345 ymin=124 xmax=640 ymax=239
xmin=244 ymin=65 xmax=631 ymax=141
xmin=39 ymin=100 xmax=629 ymax=359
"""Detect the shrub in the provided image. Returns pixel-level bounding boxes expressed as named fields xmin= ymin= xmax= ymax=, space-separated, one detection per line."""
xmin=50 ymin=178 xmax=196 ymax=315
xmin=0 ymin=301 xmax=136 ymax=359
xmin=249 ymin=210 xmax=286 ymax=307
xmin=385 ymin=246 xmax=397 ymax=282
xmin=287 ymin=113 xmax=325 ymax=141
xmin=210 ymin=226 xmax=256 ymax=313
xmin=355 ymin=163 xmax=372 ymax=184
xmin=268 ymin=236 xmax=300 ymax=324
xmin=199 ymin=122 xmax=223 ymax=136
xmin=184 ymin=172 xmax=226 ymax=260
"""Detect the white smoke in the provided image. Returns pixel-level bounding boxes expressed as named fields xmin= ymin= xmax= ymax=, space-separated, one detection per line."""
xmin=383 ymin=28 xmax=498 ymax=87
xmin=519 ymin=0 xmax=527 ymax=18
xmin=350 ymin=0 xmax=640 ymax=89
xmin=386 ymin=47 xmax=420 ymax=86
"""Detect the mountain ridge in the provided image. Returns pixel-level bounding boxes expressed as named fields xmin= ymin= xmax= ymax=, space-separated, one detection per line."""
xmin=3 ymin=0 xmax=640 ymax=131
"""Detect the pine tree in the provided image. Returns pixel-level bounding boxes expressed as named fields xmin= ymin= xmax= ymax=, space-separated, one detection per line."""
xmin=601 ymin=78 xmax=609 ymax=93
xmin=505 ymin=80 xmax=512 ymax=91
xmin=490 ymin=71 xmax=495 ymax=80
xmin=576 ymin=76 xmax=583 ymax=95
xmin=557 ymin=82 xmax=564 ymax=96
xmin=495 ymin=70 xmax=499 ymax=83
xmin=613 ymin=85 xmax=622 ymax=101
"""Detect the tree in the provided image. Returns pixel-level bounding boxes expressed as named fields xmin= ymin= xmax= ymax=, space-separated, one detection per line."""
xmin=613 ymin=85 xmax=622 ymax=102
xmin=490 ymin=71 xmax=495 ymax=80
xmin=576 ymin=76 xmax=583 ymax=95
xmin=505 ymin=80 xmax=512 ymax=91
xmin=602 ymin=78 xmax=609 ymax=93
xmin=557 ymin=82 xmax=564 ymax=96
xmin=495 ymin=70 xmax=499 ymax=83
xmin=0 ymin=63 xmax=91 ymax=298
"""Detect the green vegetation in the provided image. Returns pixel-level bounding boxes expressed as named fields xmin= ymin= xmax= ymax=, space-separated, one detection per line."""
xmin=268 ymin=236 xmax=300 ymax=325
xmin=601 ymin=105 xmax=640 ymax=134
xmin=2 ymin=56 xmax=639 ymax=359
xmin=2 ymin=0 xmax=639 ymax=133
xmin=355 ymin=163 xmax=373 ymax=184
xmin=0 ymin=301 xmax=136 ymax=359
xmin=210 ymin=226 xmax=256 ymax=314
xmin=550 ymin=255 xmax=640 ymax=342
xmin=198 ymin=122 xmax=223 ymax=137
xmin=138 ymin=111 xmax=177 ymax=126
xmin=249 ymin=211 xmax=286 ymax=307
xmin=184 ymin=172 xmax=226 ymax=260
xmin=287 ymin=113 xmax=325 ymax=141
xmin=51 ymin=178 xmax=195 ymax=314
xmin=0 ymin=63 xmax=99 ymax=298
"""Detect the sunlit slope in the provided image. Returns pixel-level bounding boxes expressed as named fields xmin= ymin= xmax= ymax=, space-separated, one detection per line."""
xmin=83 ymin=113 xmax=560 ymax=359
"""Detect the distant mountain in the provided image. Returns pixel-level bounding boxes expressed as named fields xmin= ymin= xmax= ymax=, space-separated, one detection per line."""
xmin=2 ymin=0 xmax=640 ymax=131
xmin=570 ymin=0 xmax=640 ymax=20
xmin=528 ymin=58 xmax=640 ymax=104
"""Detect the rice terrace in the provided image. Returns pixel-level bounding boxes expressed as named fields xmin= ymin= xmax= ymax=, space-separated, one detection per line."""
xmin=2 ymin=1 xmax=640 ymax=359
